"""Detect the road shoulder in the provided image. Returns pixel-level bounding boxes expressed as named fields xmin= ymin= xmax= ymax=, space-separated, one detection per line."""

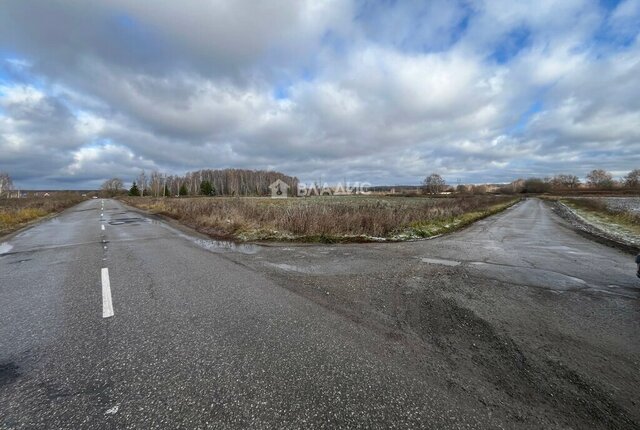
xmin=551 ymin=200 xmax=639 ymax=254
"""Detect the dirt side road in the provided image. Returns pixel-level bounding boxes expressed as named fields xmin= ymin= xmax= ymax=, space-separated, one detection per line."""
xmin=235 ymin=198 xmax=640 ymax=428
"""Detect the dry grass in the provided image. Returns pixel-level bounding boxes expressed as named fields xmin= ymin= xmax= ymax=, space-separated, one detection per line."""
xmin=0 ymin=194 xmax=85 ymax=235
xmin=562 ymin=198 xmax=640 ymax=234
xmin=123 ymin=195 xmax=520 ymax=242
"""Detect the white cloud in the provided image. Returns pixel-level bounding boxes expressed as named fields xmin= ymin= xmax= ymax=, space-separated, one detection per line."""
xmin=0 ymin=84 xmax=45 ymax=106
xmin=64 ymin=143 xmax=156 ymax=178
xmin=0 ymin=0 xmax=638 ymax=188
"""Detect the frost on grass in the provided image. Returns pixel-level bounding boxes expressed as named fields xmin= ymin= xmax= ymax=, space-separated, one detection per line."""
xmin=559 ymin=198 xmax=640 ymax=248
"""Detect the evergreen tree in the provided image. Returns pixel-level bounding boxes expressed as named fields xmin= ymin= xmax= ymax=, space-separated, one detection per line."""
xmin=200 ymin=180 xmax=213 ymax=196
xmin=179 ymin=184 xmax=189 ymax=196
xmin=128 ymin=182 xmax=140 ymax=196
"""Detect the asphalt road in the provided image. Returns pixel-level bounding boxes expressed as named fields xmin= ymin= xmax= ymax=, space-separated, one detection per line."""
xmin=1 ymin=198 xmax=638 ymax=429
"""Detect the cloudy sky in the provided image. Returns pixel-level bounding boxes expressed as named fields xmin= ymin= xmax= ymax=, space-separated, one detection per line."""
xmin=1 ymin=0 xmax=639 ymax=189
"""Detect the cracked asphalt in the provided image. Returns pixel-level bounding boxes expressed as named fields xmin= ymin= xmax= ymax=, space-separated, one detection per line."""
xmin=1 ymin=198 xmax=638 ymax=429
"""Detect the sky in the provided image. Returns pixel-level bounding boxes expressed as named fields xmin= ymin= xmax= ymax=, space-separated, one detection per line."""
xmin=0 ymin=0 xmax=639 ymax=189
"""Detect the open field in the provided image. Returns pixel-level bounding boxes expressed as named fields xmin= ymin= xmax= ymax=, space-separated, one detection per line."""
xmin=561 ymin=197 xmax=640 ymax=235
xmin=599 ymin=196 xmax=640 ymax=213
xmin=0 ymin=194 xmax=85 ymax=236
xmin=543 ymin=195 xmax=640 ymax=252
xmin=121 ymin=195 xmax=520 ymax=242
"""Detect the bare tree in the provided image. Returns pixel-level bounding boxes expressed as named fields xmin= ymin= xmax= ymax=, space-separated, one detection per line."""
xmin=0 ymin=172 xmax=13 ymax=198
xmin=586 ymin=169 xmax=614 ymax=189
xmin=149 ymin=171 xmax=162 ymax=197
xmin=456 ymin=184 xmax=470 ymax=194
xmin=101 ymin=178 xmax=124 ymax=197
xmin=624 ymin=169 xmax=640 ymax=188
xmin=137 ymin=170 xmax=148 ymax=196
xmin=423 ymin=173 xmax=446 ymax=195
xmin=550 ymin=174 xmax=581 ymax=189
xmin=508 ymin=179 xmax=525 ymax=193
xmin=523 ymin=177 xmax=551 ymax=193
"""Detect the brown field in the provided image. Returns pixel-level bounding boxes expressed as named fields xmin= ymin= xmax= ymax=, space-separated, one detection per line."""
xmin=122 ymin=195 xmax=520 ymax=242
xmin=0 ymin=194 xmax=85 ymax=236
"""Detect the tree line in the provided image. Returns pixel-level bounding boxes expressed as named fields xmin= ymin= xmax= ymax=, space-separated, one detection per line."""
xmin=107 ymin=168 xmax=299 ymax=197
xmin=3 ymin=167 xmax=636 ymax=198
xmin=504 ymin=169 xmax=640 ymax=194
xmin=422 ymin=169 xmax=640 ymax=195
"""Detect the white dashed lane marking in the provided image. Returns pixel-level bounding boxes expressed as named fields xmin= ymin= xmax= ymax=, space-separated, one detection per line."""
xmin=101 ymin=268 xmax=114 ymax=318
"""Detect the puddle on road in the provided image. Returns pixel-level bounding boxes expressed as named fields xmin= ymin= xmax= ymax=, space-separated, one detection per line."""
xmin=421 ymin=257 xmax=461 ymax=267
xmin=108 ymin=217 xmax=147 ymax=225
xmin=0 ymin=243 xmax=13 ymax=255
xmin=191 ymin=238 xmax=259 ymax=254
xmin=124 ymin=218 xmax=260 ymax=255
xmin=263 ymin=262 xmax=320 ymax=273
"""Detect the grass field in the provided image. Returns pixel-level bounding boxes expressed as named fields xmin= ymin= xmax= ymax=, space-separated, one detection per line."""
xmin=0 ymin=194 xmax=85 ymax=236
xmin=122 ymin=195 xmax=520 ymax=242
xmin=561 ymin=197 xmax=640 ymax=236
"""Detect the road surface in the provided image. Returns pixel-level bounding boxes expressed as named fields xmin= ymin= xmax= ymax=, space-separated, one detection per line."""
xmin=1 ymin=198 xmax=638 ymax=429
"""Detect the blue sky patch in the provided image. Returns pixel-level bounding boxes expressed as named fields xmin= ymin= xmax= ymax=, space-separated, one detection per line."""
xmin=509 ymin=100 xmax=544 ymax=134
xmin=273 ymin=84 xmax=290 ymax=100
xmin=491 ymin=27 xmax=531 ymax=64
